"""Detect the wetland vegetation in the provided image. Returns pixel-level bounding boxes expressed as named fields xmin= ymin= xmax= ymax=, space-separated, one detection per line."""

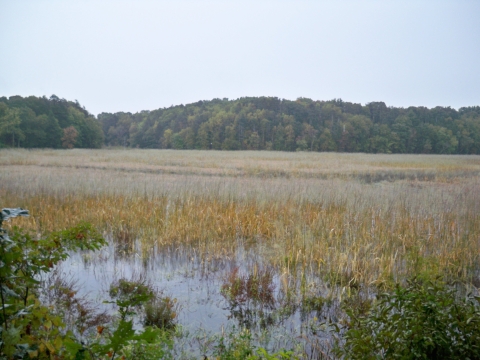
xmin=1 ymin=149 xmax=480 ymax=358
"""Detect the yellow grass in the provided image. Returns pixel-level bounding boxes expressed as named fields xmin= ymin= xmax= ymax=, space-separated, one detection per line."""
xmin=1 ymin=148 xmax=479 ymax=289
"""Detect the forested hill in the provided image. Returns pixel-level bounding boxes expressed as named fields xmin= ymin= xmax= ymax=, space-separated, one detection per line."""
xmin=0 ymin=95 xmax=103 ymax=148
xmin=99 ymin=97 xmax=480 ymax=154
xmin=2 ymin=95 xmax=480 ymax=154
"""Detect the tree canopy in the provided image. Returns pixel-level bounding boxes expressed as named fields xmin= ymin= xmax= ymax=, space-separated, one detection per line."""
xmin=98 ymin=97 xmax=480 ymax=154
xmin=2 ymin=95 xmax=480 ymax=154
xmin=0 ymin=95 xmax=103 ymax=149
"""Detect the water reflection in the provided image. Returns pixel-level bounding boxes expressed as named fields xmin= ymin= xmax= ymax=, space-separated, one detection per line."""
xmin=56 ymin=235 xmax=338 ymax=356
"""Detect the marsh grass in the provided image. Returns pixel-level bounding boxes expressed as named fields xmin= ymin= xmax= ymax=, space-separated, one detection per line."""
xmin=2 ymin=149 xmax=479 ymax=358
xmin=144 ymin=296 xmax=179 ymax=330
xmin=242 ymin=266 xmax=275 ymax=308
xmin=1 ymin=149 xmax=479 ymax=290
xmin=221 ymin=265 xmax=276 ymax=328
xmin=109 ymin=276 xmax=179 ymax=331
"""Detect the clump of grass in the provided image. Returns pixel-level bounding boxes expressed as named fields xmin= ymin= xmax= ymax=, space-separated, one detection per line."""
xmin=109 ymin=277 xmax=155 ymax=303
xmin=221 ymin=265 xmax=275 ymax=309
xmin=112 ymin=223 xmax=136 ymax=256
xmin=109 ymin=277 xmax=179 ymax=330
xmin=144 ymin=296 xmax=179 ymax=330
xmin=302 ymin=295 xmax=325 ymax=313
xmin=221 ymin=265 xmax=276 ymax=329
xmin=212 ymin=327 xmax=256 ymax=359
xmin=212 ymin=326 xmax=299 ymax=359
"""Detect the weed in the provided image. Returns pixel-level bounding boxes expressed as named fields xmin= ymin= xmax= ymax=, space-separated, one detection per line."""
xmin=221 ymin=266 xmax=275 ymax=308
xmin=336 ymin=278 xmax=480 ymax=359
xmin=144 ymin=296 xmax=179 ymax=330
xmin=212 ymin=327 xmax=298 ymax=359
xmin=213 ymin=327 xmax=255 ymax=359
xmin=41 ymin=268 xmax=112 ymax=339
xmin=113 ymin=223 xmax=136 ymax=256
xmin=302 ymin=295 xmax=325 ymax=313
xmin=109 ymin=278 xmax=155 ymax=305
xmin=221 ymin=266 xmax=276 ymax=329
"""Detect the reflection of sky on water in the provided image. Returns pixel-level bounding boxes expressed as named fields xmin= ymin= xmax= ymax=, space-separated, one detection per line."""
xmin=44 ymin=236 xmax=339 ymax=356
xmin=57 ymin=236 xmax=279 ymax=334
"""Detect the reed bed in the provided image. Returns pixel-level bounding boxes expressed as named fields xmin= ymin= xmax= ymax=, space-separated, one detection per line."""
xmin=1 ymin=149 xmax=479 ymax=289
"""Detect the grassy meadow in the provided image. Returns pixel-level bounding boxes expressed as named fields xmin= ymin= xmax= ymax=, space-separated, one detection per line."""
xmin=1 ymin=148 xmax=480 ymax=357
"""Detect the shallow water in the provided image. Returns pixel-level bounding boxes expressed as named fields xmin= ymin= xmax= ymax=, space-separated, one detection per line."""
xmin=50 ymin=235 xmax=338 ymax=356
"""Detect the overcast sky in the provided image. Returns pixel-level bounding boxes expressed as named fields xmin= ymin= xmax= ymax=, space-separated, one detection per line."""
xmin=1 ymin=1 xmax=479 ymax=115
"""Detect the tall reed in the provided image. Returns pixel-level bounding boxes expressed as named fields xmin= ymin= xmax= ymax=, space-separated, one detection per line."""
xmin=1 ymin=149 xmax=479 ymax=289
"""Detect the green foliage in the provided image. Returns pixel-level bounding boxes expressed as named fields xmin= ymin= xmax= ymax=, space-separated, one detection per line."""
xmin=0 ymin=107 xmax=24 ymax=147
xmin=115 ymin=327 xmax=174 ymax=360
xmin=0 ymin=208 xmax=106 ymax=359
xmin=301 ymin=295 xmax=325 ymax=313
xmin=2 ymin=94 xmax=479 ymax=153
xmin=144 ymin=297 xmax=178 ymax=330
xmin=109 ymin=278 xmax=155 ymax=314
xmin=212 ymin=327 xmax=297 ymax=359
xmin=0 ymin=95 xmax=103 ymax=149
xmin=90 ymin=320 xmax=173 ymax=360
xmin=336 ymin=279 xmax=480 ymax=359
xmin=0 ymin=207 xmax=174 ymax=360
xmin=97 ymin=96 xmax=480 ymax=154
xmin=213 ymin=328 xmax=255 ymax=359
xmin=92 ymin=278 xmax=178 ymax=359
xmin=108 ymin=277 xmax=179 ymax=331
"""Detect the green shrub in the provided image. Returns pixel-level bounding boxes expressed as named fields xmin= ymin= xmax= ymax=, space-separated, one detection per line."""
xmin=212 ymin=327 xmax=297 ymax=359
xmin=0 ymin=208 xmax=106 ymax=359
xmin=336 ymin=279 xmax=480 ymax=359
xmin=109 ymin=278 xmax=155 ymax=307
xmin=0 ymin=208 xmax=172 ymax=360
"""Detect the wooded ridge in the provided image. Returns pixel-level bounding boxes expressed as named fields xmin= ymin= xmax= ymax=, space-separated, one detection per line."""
xmin=2 ymin=95 xmax=480 ymax=154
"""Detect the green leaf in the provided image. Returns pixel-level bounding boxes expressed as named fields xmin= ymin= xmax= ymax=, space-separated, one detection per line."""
xmin=108 ymin=320 xmax=135 ymax=351
xmin=63 ymin=338 xmax=84 ymax=357
xmin=134 ymin=326 xmax=162 ymax=343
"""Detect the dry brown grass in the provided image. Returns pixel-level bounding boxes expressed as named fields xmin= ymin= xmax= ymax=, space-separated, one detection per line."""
xmin=2 ymin=148 xmax=479 ymax=178
xmin=1 ymin=148 xmax=479 ymax=289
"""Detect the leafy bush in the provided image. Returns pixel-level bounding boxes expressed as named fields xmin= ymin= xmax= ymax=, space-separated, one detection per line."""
xmin=109 ymin=278 xmax=155 ymax=311
xmin=0 ymin=208 xmax=107 ymax=359
xmin=0 ymin=208 xmax=174 ymax=359
xmin=336 ymin=279 xmax=480 ymax=359
xmin=212 ymin=327 xmax=296 ymax=360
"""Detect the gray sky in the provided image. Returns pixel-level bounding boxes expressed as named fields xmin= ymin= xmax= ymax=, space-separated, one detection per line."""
xmin=1 ymin=0 xmax=479 ymax=116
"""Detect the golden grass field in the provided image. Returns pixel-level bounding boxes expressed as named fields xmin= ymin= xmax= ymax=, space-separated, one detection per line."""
xmin=1 ymin=148 xmax=480 ymax=290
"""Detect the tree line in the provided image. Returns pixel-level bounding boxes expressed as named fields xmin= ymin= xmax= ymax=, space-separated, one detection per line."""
xmin=2 ymin=95 xmax=480 ymax=154
xmin=99 ymin=97 xmax=480 ymax=154
xmin=0 ymin=95 xmax=103 ymax=148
